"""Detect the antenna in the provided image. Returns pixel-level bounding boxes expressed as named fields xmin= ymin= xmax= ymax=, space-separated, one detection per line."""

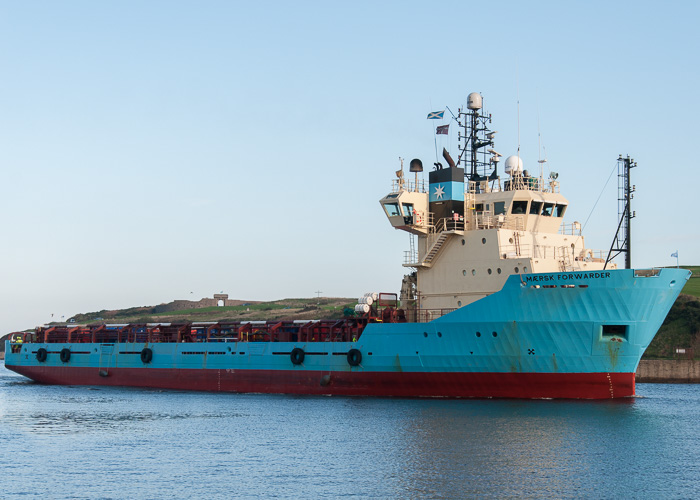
xmin=537 ymin=110 xmax=547 ymax=192
xmin=516 ymin=74 xmax=520 ymax=161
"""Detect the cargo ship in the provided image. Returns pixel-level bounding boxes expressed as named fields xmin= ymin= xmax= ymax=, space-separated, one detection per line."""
xmin=5 ymin=93 xmax=690 ymax=398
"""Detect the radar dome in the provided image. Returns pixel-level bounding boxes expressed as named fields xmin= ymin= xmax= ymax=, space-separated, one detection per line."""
xmin=409 ymin=158 xmax=423 ymax=173
xmin=504 ymin=155 xmax=523 ymax=175
xmin=467 ymin=92 xmax=482 ymax=110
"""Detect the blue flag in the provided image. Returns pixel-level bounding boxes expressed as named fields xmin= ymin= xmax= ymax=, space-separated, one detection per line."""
xmin=427 ymin=110 xmax=444 ymax=119
xmin=671 ymin=251 xmax=678 ymax=258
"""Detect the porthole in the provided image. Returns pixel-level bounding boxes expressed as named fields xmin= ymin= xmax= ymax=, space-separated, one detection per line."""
xmin=476 ymin=332 xmax=481 ymax=337
xmin=488 ymin=268 xmax=492 ymax=275
xmin=457 ymin=301 xmax=462 ymax=307
xmin=423 ymin=332 xmax=428 ymax=338
xmin=497 ymin=268 xmax=502 ymax=274
xmin=492 ymin=331 xmax=498 ymax=337
xmin=463 ymin=270 xmax=467 ymax=276
xmin=472 ymin=269 xmax=476 ymax=276
xmin=482 ymin=238 xmax=486 ymax=244
xmin=509 ymin=238 xmax=514 ymax=244
xmin=523 ymin=266 xmax=528 ymax=273
xmin=437 ymin=332 xmax=442 ymax=338
xmin=462 ymin=239 xmax=465 ymax=245
xmin=515 ymin=267 xmax=520 ymax=273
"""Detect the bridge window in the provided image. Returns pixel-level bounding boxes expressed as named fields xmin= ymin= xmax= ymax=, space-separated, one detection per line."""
xmin=402 ymin=203 xmax=414 ymax=217
xmin=553 ymin=204 xmax=567 ymax=217
xmin=383 ymin=203 xmax=400 ymax=217
xmin=511 ymin=200 xmax=528 ymax=214
xmin=530 ymin=201 xmax=542 ymax=215
xmin=494 ymin=202 xmax=506 ymax=215
xmin=542 ymin=203 xmax=554 ymax=216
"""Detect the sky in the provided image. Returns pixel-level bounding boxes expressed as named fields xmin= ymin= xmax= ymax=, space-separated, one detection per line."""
xmin=1 ymin=1 xmax=698 ymax=334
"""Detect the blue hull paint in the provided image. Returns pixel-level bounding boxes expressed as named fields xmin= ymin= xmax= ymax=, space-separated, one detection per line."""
xmin=6 ymin=269 xmax=688 ymax=386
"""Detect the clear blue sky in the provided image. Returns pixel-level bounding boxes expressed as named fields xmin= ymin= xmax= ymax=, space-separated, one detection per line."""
xmin=1 ymin=1 xmax=698 ymax=333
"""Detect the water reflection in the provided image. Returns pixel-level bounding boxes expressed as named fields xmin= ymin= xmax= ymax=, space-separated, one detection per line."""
xmin=1 ymin=366 xmax=698 ymax=499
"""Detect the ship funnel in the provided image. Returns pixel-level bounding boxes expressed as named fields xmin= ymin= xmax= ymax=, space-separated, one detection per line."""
xmin=442 ymin=148 xmax=456 ymax=168
xmin=409 ymin=158 xmax=423 ymax=172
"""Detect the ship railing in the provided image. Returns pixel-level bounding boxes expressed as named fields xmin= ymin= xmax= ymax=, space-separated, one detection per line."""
xmin=24 ymin=319 xmax=371 ymax=345
xmin=409 ymin=308 xmax=456 ymax=323
xmin=403 ymin=250 xmax=420 ymax=266
xmin=469 ymin=176 xmax=560 ymax=195
xmin=498 ymin=244 xmax=609 ymax=264
xmin=559 ymin=222 xmax=582 ymax=236
xmin=474 ymin=213 xmax=523 ymax=231
xmin=432 ymin=217 xmax=465 ymax=234
xmin=391 ymin=178 xmax=427 ymax=193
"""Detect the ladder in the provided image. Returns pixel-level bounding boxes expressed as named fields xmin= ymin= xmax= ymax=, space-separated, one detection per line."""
xmin=98 ymin=344 xmax=113 ymax=377
xmin=424 ymin=233 xmax=450 ymax=265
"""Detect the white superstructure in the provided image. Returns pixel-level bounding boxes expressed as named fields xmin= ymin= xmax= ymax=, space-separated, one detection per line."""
xmin=380 ymin=94 xmax=613 ymax=319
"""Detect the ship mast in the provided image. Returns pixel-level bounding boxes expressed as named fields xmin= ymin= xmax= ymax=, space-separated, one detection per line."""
xmin=457 ymin=93 xmax=499 ymax=183
xmin=605 ymin=155 xmax=636 ymax=269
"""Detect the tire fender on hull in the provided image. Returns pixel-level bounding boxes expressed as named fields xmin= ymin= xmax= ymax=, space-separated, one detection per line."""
xmin=59 ymin=348 xmax=71 ymax=363
xmin=140 ymin=348 xmax=153 ymax=364
xmin=36 ymin=348 xmax=48 ymax=363
xmin=347 ymin=349 xmax=362 ymax=367
xmin=290 ymin=348 xmax=305 ymax=365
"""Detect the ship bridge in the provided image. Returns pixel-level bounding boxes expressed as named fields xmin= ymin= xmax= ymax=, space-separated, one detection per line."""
xmin=380 ymin=92 xmax=613 ymax=315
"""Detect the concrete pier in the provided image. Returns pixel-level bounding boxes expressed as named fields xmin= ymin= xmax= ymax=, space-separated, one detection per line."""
xmin=637 ymin=359 xmax=700 ymax=383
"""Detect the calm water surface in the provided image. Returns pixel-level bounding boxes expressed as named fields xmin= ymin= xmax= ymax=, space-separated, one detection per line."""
xmin=1 ymin=365 xmax=698 ymax=499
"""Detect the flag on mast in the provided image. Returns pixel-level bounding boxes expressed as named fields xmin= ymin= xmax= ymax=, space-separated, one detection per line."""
xmin=436 ymin=124 xmax=449 ymax=135
xmin=427 ymin=110 xmax=444 ymax=119
xmin=671 ymin=251 xmax=678 ymax=258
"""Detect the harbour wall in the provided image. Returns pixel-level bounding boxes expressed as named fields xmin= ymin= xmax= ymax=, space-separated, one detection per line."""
xmin=636 ymin=360 xmax=700 ymax=383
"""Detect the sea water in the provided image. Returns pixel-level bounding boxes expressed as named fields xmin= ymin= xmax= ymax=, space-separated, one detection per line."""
xmin=0 ymin=365 xmax=698 ymax=499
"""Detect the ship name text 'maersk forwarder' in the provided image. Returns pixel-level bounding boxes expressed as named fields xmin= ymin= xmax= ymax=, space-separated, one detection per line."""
xmin=5 ymin=92 xmax=690 ymax=399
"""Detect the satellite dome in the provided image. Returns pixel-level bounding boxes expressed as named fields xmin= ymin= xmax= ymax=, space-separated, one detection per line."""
xmin=504 ymin=155 xmax=523 ymax=175
xmin=467 ymin=92 xmax=482 ymax=110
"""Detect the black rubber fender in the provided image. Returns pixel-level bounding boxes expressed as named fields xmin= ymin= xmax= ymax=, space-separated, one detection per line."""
xmin=290 ymin=347 xmax=305 ymax=365
xmin=59 ymin=348 xmax=71 ymax=363
xmin=140 ymin=347 xmax=153 ymax=364
xmin=347 ymin=348 xmax=362 ymax=367
xmin=36 ymin=348 xmax=48 ymax=363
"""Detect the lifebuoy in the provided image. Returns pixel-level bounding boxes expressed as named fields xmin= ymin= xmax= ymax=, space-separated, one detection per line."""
xmin=347 ymin=348 xmax=362 ymax=367
xmin=60 ymin=348 xmax=71 ymax=363
xmin=290 ymin=348 xmax=305 ymax=365
xmin=36 ymin=348 xmax=48 ymax=362
xmin=140 ymin=348 xmax=153 ymax=364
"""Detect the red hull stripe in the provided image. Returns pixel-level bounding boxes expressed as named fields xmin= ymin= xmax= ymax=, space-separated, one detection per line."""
xmin=7 ymin=365 xmax=635 ymax=399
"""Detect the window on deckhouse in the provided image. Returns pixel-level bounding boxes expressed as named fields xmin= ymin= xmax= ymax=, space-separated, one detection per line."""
xmin=529 ymin=201 xmax=542 ymax=215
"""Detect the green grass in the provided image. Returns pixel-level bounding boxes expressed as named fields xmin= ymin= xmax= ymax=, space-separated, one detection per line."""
xmin=682 ymin=277 xmax=700 ymax=298
xmin=154 ymin=303 xmax=290 ymax=316
xmin=679 ymin=266 xmax=700 ymax=298
xmin=645 ymin=293 xmax=700 ymax=359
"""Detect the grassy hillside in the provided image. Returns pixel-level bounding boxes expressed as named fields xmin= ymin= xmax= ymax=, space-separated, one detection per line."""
xmin=68 ymin=297 xmax=357 ymax=324
xmin=680 ymin=266 xmax=700 ymax=297
xmin=645 ymin=293 xmax=700 ymax=359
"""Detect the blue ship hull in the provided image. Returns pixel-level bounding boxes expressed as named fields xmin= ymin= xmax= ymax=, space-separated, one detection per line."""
xmin=5 ymin=269 xmax=690 ymax=398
